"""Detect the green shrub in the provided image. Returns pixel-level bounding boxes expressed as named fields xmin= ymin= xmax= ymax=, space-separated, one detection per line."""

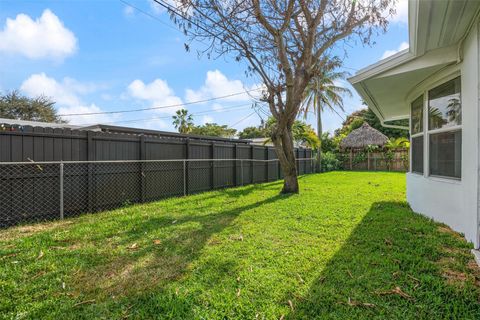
xmin=321 ymin=151 xmax=342 ymax=172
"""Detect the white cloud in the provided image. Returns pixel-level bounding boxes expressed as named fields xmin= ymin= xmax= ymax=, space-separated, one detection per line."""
xmin=127 ymin=78 xmax=183 ymax=114
xmin=211 ymin=103 xmax=224 ymax=112
xmin=381 ymin=41 xmax=409 ymax=59
xmin=140 ymin=118 xmax=169 ymax=130
xmin=390 ymin=0 xmax=408 ymax=24
xmin=123 ymin=5 xmax=135 ymax=17
xmin=185 ymin=70 xmax=260 ymax=103
xmin=21 ymin=73 xmax=81 ymax=106
xmin=0 ymin=9 xmax=77 ymax=60
xmin=56 ymin=104 xmax=112 ymax=126
xmin=20 ymin=73 xmax=112 ymax=125
xmin=202 ymin=115 xmax=214 ymax=124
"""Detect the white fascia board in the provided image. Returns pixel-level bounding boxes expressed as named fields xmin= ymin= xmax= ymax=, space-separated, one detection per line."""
xmin=348 ymin=50 xmax=415 ymax=85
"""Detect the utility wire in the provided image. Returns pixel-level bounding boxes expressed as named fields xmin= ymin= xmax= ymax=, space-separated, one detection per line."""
xmin=230 ymin=111 xmax=257 ymax=128
xmin=100 ymin=102 xmax=264 ymax=126
xmin=59 ymin=88 xmax=262 ymax=117
xmin=119 ymin=0 xmax=183 ymax=34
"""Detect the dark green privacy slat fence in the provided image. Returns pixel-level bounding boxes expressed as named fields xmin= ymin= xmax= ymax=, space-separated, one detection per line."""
xmin=0 ymin=125 xmax=313 ymax=227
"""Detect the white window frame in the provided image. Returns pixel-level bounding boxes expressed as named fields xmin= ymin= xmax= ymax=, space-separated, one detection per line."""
xmin=410 ymin=95 xmax=424 ymax=175
xmin=409 ymin=72 xmax=462 ymax=181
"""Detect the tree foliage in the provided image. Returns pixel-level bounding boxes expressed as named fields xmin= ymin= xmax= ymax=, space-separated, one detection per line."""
xmin=238 ymin=126 xmax=266 ymax=139
xmin=172 ymin=109 xmax=194 ymax=134
xmin=190 ymin=123 xmax=237 ymax=138
xmin=335 ymin=108 xmax=409 ymax=139
xmin=0 ymin=90 xmax=64 ymax=123
xmin=301 ymin=58 xmax=351 ymax=171
xmin=161 ymin=0 xmax=395 ymax=192
xmin=238 ymin=117 xmax=319 ymax=149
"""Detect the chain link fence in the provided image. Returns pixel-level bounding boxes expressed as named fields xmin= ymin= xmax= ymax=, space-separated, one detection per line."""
xmin=0 ymin=158 xmax=314 ymax=227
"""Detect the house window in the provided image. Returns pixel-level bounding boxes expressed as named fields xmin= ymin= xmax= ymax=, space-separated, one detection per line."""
xmin=427 ymin=76 xmax=462 ymax=179
xmin=429 ymin=131 xmax=461 ymax=178
xmin=411 ymin=136 xmax=423 ymax=174
xmin=410 ymin=95 xmax=424 ymax=174
xmin=411 ymin=95 xmax=423 ymax=135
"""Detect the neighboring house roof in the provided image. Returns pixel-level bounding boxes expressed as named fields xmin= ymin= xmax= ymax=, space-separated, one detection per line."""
xmin=249 ymin=137 xmax=308 ymax=148
xmin=81 ymin=124 xmax=251 ymax=143
xmin=249 ymin=137 xmax=274 ymax=146
xmin=348 ymin=0 xmax=480 ymax=125
xmin=0 ymin=118 xmax=81 ymax=129
xmin=0 ymin=119 xmax=250 ymax=144
xmin=340 ymin=122 xmax=389 ymax=149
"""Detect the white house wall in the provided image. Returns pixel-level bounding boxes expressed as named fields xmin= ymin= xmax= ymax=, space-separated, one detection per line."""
xmin=406 ymin=22 xmax=480 ymax=248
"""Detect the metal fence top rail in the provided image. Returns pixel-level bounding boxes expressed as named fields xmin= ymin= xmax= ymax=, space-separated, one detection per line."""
xmin=0 ymin=158 xmax=315 ymax=165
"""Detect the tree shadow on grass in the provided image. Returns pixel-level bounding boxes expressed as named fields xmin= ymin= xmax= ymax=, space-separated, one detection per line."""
xmin=57 ymin=189 xmax=293 ymax=317
xmin=287 ymin=201 xmax=480 ymax=320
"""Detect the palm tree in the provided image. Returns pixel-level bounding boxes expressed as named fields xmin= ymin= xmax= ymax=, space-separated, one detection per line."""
xmin=385 ymin=137 xmax=410 ymax=150
xmin=172 ymin=109 xmax=194 ymax=134
xmin=302 ymin=63 xmax=352 ymax=172
xmin=446 ymin=98 xmax=461 ymax=125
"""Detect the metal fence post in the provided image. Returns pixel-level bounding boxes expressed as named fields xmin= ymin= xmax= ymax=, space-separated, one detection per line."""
xmin=183 ymin=160 xmax=186 ymax=196
xmin=59 ymin=162 xmax=64 ymax=220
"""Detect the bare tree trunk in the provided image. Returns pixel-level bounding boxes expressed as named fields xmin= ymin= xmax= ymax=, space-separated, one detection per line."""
xmin=272 ymin=126 xmax=299 ymax=194
xmin=316 ymin=109 xmax=322 ymax=173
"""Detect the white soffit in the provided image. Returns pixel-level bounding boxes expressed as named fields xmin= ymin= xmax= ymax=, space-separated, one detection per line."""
xmin=349 ymin=0 xmax=480 ymax=122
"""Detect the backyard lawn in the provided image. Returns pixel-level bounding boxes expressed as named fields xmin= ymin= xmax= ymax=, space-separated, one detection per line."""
xmin=1 ymin=172 xmax=479 ymax=319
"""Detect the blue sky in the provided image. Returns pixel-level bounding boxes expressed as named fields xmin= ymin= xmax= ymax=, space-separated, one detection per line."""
xmin=0 ymin=0 xmax=408 ymax=134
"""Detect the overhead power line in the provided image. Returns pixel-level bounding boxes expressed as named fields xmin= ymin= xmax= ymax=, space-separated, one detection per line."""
xmin=59 ymin=88 xmax=262 ymax=117
xmin=119 ymin=0 xmax=183 ymax=34
xmin=230 ymin=111 xmax=257 ymax=128
xmin=101 ymin=102 xmax=263 ymax=126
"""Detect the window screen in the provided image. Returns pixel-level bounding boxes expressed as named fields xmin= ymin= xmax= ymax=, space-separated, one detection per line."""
xmin=411 ymin=136 xmax=424 ymax=174
xmin=429 ymin=131 xmax=461 ymax=178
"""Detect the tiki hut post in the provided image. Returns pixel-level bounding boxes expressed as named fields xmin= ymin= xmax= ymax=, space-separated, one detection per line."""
xmin=367 ymin=151 xmax=370 ymax=170
xmin=350 ymin=149 xmax=353 ymax=170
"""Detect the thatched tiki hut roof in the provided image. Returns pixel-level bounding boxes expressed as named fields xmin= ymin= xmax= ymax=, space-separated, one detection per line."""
xmin=340 ymin=122 xmax=388 ymax=149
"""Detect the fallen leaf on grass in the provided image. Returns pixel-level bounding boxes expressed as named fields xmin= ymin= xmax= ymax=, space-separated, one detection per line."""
xmin=407 ymin=274 xmax=421 ymax=290
xmin=230 ymin=234 xmax=244 ymax=241
xmin=0 ymin=253 xmax=17 ymax=260
xmin=296 ymin=273 xmax=304 ymax=283
xmin=237 ymin=288 xmax=241 ymax=297
xmin=407 ymin=274 xmax=420 ymax=282
xmin=122 ymin=305 xmax=133 ymax=319
xmin=346 ymin=297 xmax=376 ymax=308
xmin=288 ymin=300 xmax=294 ymax=311
xmin=37 ymin=251 xmax=44 ymax=260
xmin=127 ymin=243 xmax=138 ymax=250
xmin=30 ymin=270 xmax=46 ymax=280
xmin=73 ymin=299 xmax=96 ymax=307
xmin=376 ymin=286 xmax=413 ymax=300
xmin=153 ymin=239 xmax=161 ymax=245
xmin=49 ymin=246 xmax=67 ymax=250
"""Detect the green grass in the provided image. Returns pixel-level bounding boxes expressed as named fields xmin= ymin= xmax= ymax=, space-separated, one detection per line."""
xmin=1 ymin=172 xmax=479 ymax=319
